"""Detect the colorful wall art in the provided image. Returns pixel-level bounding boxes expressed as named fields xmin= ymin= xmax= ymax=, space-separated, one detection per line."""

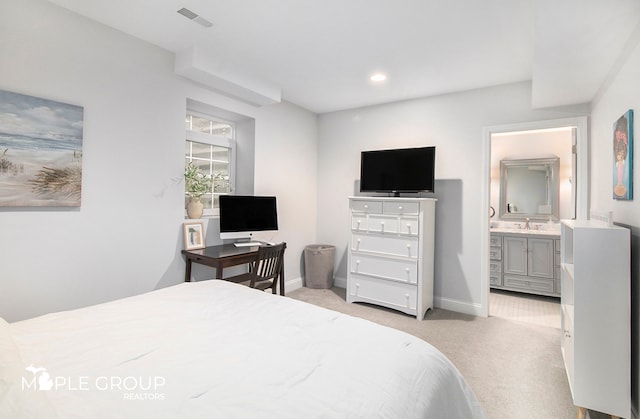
xmin=612 ymin=109 xmax=633 ymax=200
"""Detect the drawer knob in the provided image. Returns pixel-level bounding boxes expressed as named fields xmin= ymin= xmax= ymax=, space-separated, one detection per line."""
xmin=406 ymin=244 xmax=411 ymax=248
xmin=398 ymin=206 xmax=403 ymax=210
xmin=364 ymin=204 xmax=369 ymax=209
xmin=405 ymin=268 xmax=410 ymax=272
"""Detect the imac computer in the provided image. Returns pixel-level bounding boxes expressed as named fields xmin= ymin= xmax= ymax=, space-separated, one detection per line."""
xmin=219 ymin=195 xmax=278 ymax=246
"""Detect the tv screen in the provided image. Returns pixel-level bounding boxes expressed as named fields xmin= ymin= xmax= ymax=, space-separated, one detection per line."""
xmin=219 ymin=195 xmax=278 ymax=240
xmin=360 ymin=146 xmax=435 ymax=194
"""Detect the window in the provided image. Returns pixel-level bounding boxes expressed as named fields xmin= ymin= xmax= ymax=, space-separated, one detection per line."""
xmin=185 ymin=112 xmax=234 ymax=216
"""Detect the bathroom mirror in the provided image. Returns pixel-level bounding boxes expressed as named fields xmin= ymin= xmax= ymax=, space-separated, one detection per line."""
xmin=499 ymin=157 xmax=559 ymax=220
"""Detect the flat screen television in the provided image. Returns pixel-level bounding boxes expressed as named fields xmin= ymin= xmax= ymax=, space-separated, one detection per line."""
xmin=360 ymin=146 xmax=436 ymax=195
xmin=219 ymin=195 xmax=278 ymax=241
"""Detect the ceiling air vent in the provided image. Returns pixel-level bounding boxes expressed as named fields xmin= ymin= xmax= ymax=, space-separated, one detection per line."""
xmin=177 ymin=7 xmax=213 ymax=28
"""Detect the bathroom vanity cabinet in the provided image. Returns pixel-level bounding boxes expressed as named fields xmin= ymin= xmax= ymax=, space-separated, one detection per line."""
xmin=490 ymin=230 xmax=560 ymax=297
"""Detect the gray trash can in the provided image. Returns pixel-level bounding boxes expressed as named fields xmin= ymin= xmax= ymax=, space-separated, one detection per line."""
xmin=304 ymin=244 xmax=335 ymax=289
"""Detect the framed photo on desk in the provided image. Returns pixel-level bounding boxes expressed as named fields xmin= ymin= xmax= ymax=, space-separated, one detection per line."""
xmin=183 ymin=221 xmax=205 ymax=250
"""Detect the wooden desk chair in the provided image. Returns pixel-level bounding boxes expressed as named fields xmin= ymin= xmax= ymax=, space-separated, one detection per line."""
xmin=226 ymin=243 xmax=286 ymax=294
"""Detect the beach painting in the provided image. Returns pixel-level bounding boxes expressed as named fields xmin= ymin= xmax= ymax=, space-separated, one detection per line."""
xmin=0 ymin=90 xmax=83 ymax=207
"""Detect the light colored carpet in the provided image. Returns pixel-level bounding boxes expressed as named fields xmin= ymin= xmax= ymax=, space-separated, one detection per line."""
xmin=286 ymin=286 xmax=578 ymax=419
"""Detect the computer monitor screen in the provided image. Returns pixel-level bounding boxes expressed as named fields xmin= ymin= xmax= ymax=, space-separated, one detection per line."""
xmin=219 ymin=195 xmax=278 ymax=240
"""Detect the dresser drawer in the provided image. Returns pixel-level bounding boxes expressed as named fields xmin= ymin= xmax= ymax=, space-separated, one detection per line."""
xmin=490 ymin=235 xmax=502 ymax=248
xmin=489 ymin=260 xmax=502 ymax=274
xmin=351 ymin=215 xmax=419 ymax=235
xmin=383 ymin=201 xmax=419 ymax=215
xmin=398 ymin=216 xmax=419 ymax=235
xmin=489 ymin=247 xmax=502 ymax=261
xmin=350 ymin=253 xmax=418 ymax=283
xmin=352 ymin=233 xmax=419 ymax=258
xmin=348 ymin=274 xmax=417 ymax=312
xmin=351 ymin=214 xmax=368 ymax=232
xmin=368 ymin=215 xmax=400 ymax=234
xmin=503 ymin=275 xmax=554 ymax=293
xmin=351 ymin=200 xmax=382 ymax=213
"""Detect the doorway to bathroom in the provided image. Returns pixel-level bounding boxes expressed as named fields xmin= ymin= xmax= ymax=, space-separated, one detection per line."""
xmin=480 ymin=116 xmax=589 ymax=321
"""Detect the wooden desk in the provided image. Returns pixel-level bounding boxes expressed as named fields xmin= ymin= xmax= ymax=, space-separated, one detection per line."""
xmin=181 ymin=244 xmax=285 ymax=295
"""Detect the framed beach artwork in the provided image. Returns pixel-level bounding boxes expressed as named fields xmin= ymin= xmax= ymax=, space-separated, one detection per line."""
xmin=183 ymin=222 xmax=205 ymax=250
xmin=0 ymin=89 xmax=83 ymax=207
xmin=613 ymin=109 xmax=633 ymax=200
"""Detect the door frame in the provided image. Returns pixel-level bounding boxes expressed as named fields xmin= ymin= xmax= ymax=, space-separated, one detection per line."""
xmin=479 ymin=116 xmax=589 ymax=317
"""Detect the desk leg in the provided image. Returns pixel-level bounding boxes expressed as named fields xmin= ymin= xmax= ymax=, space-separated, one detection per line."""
xmin=185 ymin=259 xmax=192 ymax=282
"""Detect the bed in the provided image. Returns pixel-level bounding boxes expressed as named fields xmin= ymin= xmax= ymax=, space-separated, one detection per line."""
xmin=1 ymin=280 xmax=485 ymax=418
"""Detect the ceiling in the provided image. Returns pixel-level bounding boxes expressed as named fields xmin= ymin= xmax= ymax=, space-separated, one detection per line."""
xmin=47 ymin=0 xmax=640 ymax=114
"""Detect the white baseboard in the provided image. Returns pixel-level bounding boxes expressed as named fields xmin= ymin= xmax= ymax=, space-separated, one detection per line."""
xmin=283 ymin=277 xmax=303 ymax=293
xmin=434 ymin=296 xmax=483 ymax=317
xmin=333 ymin=276 xmax=347 ymax=289
xmin=286 ymin=276 xmax=346 ymax=293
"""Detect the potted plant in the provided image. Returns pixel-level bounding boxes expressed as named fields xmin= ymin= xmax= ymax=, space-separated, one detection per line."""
xmin=184 ymin=162 xmax=212 ymax=219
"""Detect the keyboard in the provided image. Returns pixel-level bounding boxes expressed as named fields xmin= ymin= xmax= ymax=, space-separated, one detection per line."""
xmin=233 ymin=242 xmax=262 ymax=247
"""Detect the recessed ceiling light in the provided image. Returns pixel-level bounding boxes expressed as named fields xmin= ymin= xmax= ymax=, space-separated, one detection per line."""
xmin=370 ymin=73 xmax=387 ymax=82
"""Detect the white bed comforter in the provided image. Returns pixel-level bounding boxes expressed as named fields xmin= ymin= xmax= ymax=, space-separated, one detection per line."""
xmin=1 ymin=281 xmax=485 ymax=418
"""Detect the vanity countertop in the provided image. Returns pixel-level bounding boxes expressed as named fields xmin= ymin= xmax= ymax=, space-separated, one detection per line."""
xmin=490 ymin=227 xmax=560 ymax=237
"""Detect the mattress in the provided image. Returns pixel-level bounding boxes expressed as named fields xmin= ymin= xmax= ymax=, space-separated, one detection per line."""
xmin=1 ymin=280 xmax=485 ymax=418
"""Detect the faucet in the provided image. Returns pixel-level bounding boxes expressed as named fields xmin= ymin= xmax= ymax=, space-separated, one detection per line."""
xmin=524 ymin=218 xmax=530 ymax=230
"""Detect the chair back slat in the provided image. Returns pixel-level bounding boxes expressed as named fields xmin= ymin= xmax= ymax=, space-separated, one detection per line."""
xmin=249 ymin=243 xmax=286 ymax=292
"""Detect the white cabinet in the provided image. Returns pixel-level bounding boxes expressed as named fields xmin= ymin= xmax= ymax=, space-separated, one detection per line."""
xmin=347 ymin=196 xmax=436 ymax=320
xmin=490 ymin=232 xmax=560 ymax=297
xmin=505 ymin=236 xmax=554 ymax=278
xmin=560 ymin=219 xmax=630 ymax=418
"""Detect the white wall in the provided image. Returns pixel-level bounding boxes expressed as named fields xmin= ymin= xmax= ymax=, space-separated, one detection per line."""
xmin=317 ymin=82 xmax=588 ymax=315
xmin=254 ymin=102 xmax=319 ymax=289
xmin=590 ymin=31 xmax=640 ymax=419
xmin=0 ymin=0 xmax=317 ymax=321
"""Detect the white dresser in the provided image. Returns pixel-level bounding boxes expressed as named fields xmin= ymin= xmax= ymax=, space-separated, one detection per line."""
xmin=347 ymin=196 xmax=436 ymax=320
xmin=560 ymin=219 xmax=630 ymax=418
